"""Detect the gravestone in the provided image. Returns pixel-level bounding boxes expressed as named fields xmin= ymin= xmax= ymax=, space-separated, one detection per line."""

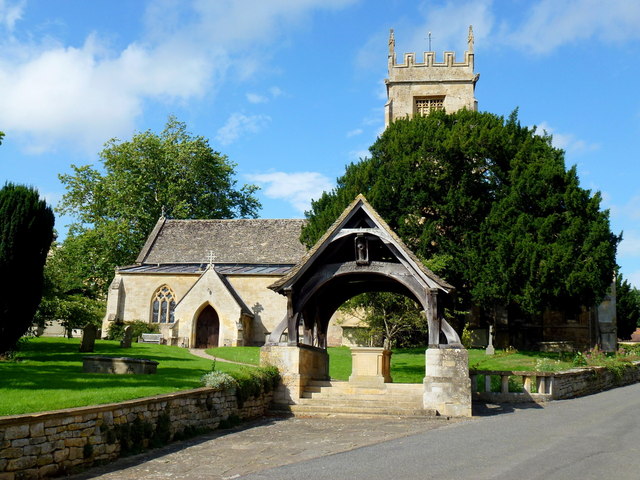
xmin=485 ymin=325 xmax=495 ymax=356
xmin=120 ymin=325 xmax=133 ymax=348
xmin=79 ymin=325 xmax=97 ymax=353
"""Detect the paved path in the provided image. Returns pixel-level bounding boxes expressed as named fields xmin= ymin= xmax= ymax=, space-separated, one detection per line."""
xmin=245 ymin=383 xmax=640 ymax=480
xmin=67 ymin=415 xmax=463 ymax=480
xmin=188 ymin=348 xmax=254 ymax=366
xmin=69 ymin=383 xmax=640 ymax=479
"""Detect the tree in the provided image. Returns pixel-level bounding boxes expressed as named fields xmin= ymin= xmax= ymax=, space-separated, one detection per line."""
xmin=58 ymin=116 xmax=261 ymax=294
xmin=34 ymin=243 xmax=105 ymax=337
xmin=615 ymin=274 xmax=640 ymax=340
xmin=303 ymin=110 xmax=617 ymax=331
xmin=342 ymin=292 xmax=428 ymax=349
xmin=0 ymin=183 xmax=55 ymax=354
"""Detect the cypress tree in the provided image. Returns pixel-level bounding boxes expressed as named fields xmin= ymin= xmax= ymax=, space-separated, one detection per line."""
xmin=0 ymin=183 xmax=55 ymax=354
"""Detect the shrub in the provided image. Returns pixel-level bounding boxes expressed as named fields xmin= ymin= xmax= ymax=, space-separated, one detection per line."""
xmin=201 ymin=371 xmax=238 ymax=391
xmin=201 ymin=365 xmax=281 ymax=407
xmin=106 ymin=320 xmax=159 ymax=341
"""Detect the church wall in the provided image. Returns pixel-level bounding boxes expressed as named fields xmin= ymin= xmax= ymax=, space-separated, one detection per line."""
xmin=173 ymin=269 xmax=243 ymax=348
xmin=101 ymin=273 xmax=199 ymax=336
xmin=225 ymin=275 xmax=287 ymax=345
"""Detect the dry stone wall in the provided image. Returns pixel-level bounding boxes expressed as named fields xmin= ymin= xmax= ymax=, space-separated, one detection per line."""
xmin=552 ymin=362 xmax=640 ymax=399
xmin=0 ymin=387 xmax=272 ymax=479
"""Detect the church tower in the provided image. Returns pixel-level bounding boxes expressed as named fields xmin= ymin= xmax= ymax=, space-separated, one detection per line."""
xmin=384 ymin=26 xmax=479 ymax=128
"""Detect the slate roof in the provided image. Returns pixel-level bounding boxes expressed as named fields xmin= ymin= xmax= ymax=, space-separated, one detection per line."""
xmin=135 ymin=218 xmax=307 ymax=265
xmin=119 ymin=263 xmax=295 ymax=275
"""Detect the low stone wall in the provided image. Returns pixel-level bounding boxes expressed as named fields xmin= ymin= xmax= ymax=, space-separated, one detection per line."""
xmin=552 ymin=362 xmax=640 ymax=399
xmin=471 ymin=361 xmax=640 ymax=404
xmin=0 ymin=387 xmax=273 ymax=479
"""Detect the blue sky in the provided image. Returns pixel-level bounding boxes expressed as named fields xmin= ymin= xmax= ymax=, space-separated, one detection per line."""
xmin=1 ymin=0 xmax=639 ymax=288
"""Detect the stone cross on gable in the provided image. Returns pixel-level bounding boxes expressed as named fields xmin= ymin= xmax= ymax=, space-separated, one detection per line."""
xmin=206 ymin=250 xmax=216 ymax=267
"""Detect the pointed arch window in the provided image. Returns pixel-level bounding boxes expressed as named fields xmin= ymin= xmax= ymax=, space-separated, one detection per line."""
xmin=152 ymin=285 xmax=176 ymax=323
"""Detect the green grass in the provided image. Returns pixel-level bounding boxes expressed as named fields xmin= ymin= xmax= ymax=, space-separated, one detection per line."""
xmin=0 ymin=337 xmax=251 ymax=416
xmin=2 ymin=340 xmax=583 ymax=416
xmin=327 ymin=347 xmax=352 ymax=380
xmin=205 ymin=346 xmax=260 ymax=365
xmin=203 ymin=345 xmax=577 ymax=383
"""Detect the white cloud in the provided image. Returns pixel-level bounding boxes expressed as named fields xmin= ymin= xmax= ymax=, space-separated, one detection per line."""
xmin=0 ymin=33 xmax=221 ymax=152
xmin=409 ymin=0 xmax=495 ymax=55
xmin=385 ymin=0 xmax=640 ymax=58
xmin=0 ymin=0 xmax=356 ymax=153
xmin=618 ymin=231 xmax=640 ymax=259
xmin=346 ymin=128 xmax=363 ymax=138
xmin=627 ymin=270 xmax=640 ymax=290
xmin=246 ymin=86 xmax=284 ymax=104
xmin=269 ymin=86 xmax=283 ymax=98
xmin=247 ymin=93 xmax=268 ymax=104
xmin=246 ymin=171 xmax=334 ymax=213
xmin=0 ymin=0 xmax=24 ymax=32
xmin=349 ymin=149 xmax=369 ymax=162
xmin=508 ymin=0 xmax=640 ymax=54
xmin=534 ymin=122 xmax=599 ymax=154
xmin=215 ymin=113 xmax=271 ymax=145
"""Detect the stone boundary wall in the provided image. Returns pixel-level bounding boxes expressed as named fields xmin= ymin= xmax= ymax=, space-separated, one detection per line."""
xmin=552 ymin=362 xmax=640 ymax=399
xmin=471 ymin=361 xmax=640 ymax=403
xmin=0 ymin=387 xmax=273 ymax=479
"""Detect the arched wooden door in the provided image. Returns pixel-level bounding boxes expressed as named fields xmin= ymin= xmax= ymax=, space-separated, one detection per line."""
xmin=195 ymin=306 xmax=220 ymax=348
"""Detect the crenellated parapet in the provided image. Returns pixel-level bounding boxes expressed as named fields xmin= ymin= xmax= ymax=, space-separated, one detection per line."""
xmin=385 ymin=26 xmax=479 ymax=128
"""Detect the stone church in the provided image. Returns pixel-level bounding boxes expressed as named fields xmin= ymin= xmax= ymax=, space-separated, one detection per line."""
xmin=102 ymin=27 xmax=615 ymax=351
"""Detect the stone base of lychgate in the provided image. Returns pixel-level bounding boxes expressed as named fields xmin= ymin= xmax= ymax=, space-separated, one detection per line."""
xmin=260 ymin=344 xmax=329 ymax=404
xmin=423 ymin=348 xmax=472 ymax=417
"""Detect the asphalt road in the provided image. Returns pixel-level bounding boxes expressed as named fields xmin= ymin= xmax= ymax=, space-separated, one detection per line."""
xmin=244 ymin=383 xmax=640 ymax=480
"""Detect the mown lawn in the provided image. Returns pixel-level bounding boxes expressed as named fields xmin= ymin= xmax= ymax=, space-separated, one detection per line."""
xmin=3 ymin=340 xmax=582 ymax=416
xmin=0 ymin=338 xmax=249 ymax=416
xmin=210 ymin=345 xmax=577 ymax=383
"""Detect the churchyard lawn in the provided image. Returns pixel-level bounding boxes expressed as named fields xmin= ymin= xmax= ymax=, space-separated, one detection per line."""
xmin=0 ymin=338 xmax=247 ymax=416
xmin=208 ymin=346 xmax=577 ymax=383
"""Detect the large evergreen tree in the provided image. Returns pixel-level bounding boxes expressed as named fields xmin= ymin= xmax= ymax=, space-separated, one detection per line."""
xmin=616 ymin=274 xmax=640 ymax=340
xmin=58 ymin=116 xmax=261 ymax=294
xmin=303 ymin=110 xmax=617 ymax=329
xmin=0 ymin=183 xmax=55 ymax=354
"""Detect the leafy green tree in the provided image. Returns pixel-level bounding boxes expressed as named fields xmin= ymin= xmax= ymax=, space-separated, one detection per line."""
xmin=0 ymin=183 xmax=55 ymax=354
xmin=58 ymin=116 xmax=261 ymax=294
xmin=616 ymin=274 xmax=640 ymax=340
xmin=342 ymin=292 xmax=427 ymax=349
xmin=303 ymin=110 xmax=617 ymax=331
xmin=35 ymin=243 xmax=105 ymax=337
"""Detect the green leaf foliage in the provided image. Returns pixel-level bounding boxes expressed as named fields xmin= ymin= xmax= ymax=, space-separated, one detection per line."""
xmin=616 ymin=274 xmax=640 ymax=340
xmin=0 ymin=183 xmax=55 ymax=354
xmin=58 ymin=116 xmax=261 ymax=294
xmin=303 ymin=110 xmax=617 ymax=325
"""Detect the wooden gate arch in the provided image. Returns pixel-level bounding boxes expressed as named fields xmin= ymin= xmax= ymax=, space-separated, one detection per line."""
xmin=267 ymin=195 xmax=461 ymax=349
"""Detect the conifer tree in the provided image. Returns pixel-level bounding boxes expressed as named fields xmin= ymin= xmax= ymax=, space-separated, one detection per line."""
xmin=303 ymin=110 xmax=617 ymax=332
xmin=0 ymin=183 xmax=55 ymax=354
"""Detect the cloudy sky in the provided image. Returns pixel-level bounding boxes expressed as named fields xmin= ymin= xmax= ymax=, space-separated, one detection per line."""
xmin=1 ymin=0 xmax=639 ymax=287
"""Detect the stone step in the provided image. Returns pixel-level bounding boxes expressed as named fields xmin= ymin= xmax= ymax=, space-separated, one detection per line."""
xmin=283 ymin=404 xmax=438 ymax=417
xmin=297 ymin=398 xmax=422 ymax=410
xmin=301 ymin=391 xmax=423 ymax=403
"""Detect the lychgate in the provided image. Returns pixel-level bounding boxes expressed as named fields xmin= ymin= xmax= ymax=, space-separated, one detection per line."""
xmin=261 ymin=195 xmax=472 ymax=417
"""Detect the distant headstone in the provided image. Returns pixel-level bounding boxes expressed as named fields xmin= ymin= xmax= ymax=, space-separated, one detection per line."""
xmin=485 ymin=325 xmax=495 ymax=356
xmin=79 ymin=325 xmax=97 ymax=353
xmin=120 ymin=325 xmax=133 ymax=348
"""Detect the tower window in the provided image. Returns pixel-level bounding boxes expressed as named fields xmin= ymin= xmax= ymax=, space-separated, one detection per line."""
xmin=152 ymin=285 xmax=176 ymax=323
xmin=415 ymin=97 xmax=444 ymax=116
